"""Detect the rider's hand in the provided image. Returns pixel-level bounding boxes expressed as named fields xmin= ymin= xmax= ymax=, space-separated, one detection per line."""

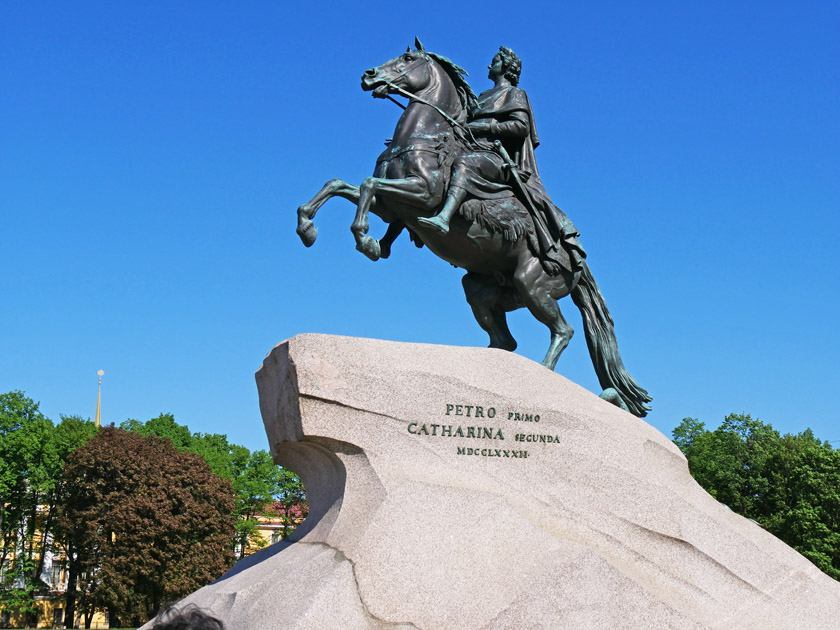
xmin=467 ymin=120 xmax=491 ymax=134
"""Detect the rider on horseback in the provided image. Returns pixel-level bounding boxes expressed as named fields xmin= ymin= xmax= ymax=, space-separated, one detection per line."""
xmin=418 ymin=46 xmax=585 ymax=275
xmin=296 ymin=41 xmax=651 ymax=416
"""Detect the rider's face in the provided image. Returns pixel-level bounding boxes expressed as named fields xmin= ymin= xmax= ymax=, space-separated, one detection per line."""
xmin=488 ymin=54 xmax=504 ymax=81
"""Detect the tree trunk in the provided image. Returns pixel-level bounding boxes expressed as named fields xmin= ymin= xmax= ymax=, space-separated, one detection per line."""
xmin=151 ymin=590 xmax=161 ymax=622
xmin=35 ymin=504 xmax=54 ymax=580
xmin=35 ymin=501 xmax=55 ymax=577
xmin=107 ymin=608 xmax=120 ymax=629
xmin=63 ymin=550 xmax=79 ymax=629
xmin=25 ymin=489 xmax=39 ymax=565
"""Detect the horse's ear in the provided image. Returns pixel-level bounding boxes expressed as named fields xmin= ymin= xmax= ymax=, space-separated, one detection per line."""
xmin=406 ymin=46 xmax=411 ymax=53
xmin=414 ymin=36 xmax=425 ymax=52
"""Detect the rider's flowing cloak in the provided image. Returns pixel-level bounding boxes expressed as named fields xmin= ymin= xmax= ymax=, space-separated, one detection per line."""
xmin=468 ymin=85 xmax=585 ymax=274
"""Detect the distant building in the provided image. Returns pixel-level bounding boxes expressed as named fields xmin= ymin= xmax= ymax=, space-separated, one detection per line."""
xmin=0 ymin=511 xmax=109 ymax=629
xmin=241 ymin=502 xmax=308 ymax=555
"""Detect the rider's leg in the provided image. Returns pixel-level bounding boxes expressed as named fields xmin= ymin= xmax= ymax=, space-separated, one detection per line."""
xmin=418 ymin=152 xmax=504 ymax=235
xmin=417 ymin=184 xmax=468 ymax=234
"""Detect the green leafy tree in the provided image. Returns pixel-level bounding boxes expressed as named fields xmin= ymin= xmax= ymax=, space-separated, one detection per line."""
xmin=231 ymin=448 xmax=286 ymax=555
xmin=49 ymin=416 xmax=100 ymax=629
xmin=191 ymin=432 xmax=237 ymax=479
xmin=59 ymin=427 xmax=236 ymax=626
xmin=692 ymin=414 xmax=778 ymax=515
xmin=120 ymin=413 xmax=193 ymax=450
xmin=272 ymin=467 xmax=308 ymax=542
xmin=0 ymin=393 xmax=305 ymax=624
xmin=757 ymin=431 xmax=840 ymax=579
xmin=0 ymin=392 xmax=53 ymax=622
xmin=0 ymin=393 xmax=99 ymax=625
xmin=0 ymin=392 xmax=49 ymax=569
xmin=673 ymin=414 xmax=840 ymax=580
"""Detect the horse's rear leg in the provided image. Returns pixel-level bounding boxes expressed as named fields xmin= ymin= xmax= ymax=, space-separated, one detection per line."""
xmin=296 ymin=179 xmax=360 ymax=247
xmin=512 ymin=258 xmax=574 ymax=370
xmin=462 ymin=273 xmax=520 ymax=352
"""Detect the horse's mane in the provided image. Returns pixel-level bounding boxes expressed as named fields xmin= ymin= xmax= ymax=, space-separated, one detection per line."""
xmin=424 ymin=51 xmax=477 ymax=111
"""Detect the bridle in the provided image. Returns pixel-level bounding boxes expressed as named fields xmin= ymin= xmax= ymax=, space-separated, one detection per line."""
xmin=375 ymin=54 xmax=477 ymax=145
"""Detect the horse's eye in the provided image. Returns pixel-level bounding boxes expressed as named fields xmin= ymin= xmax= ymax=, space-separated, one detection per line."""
xmin=403 ymin=54 xmax=412 ymax=62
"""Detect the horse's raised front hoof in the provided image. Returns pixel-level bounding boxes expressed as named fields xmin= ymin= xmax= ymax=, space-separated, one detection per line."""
xmin=355 ymin=236 xmax=381 ymax=261
xmin=297 ymin=219 xmax=318 ymax=247
xmin=600 ymin=388 xmax=629 ymax=413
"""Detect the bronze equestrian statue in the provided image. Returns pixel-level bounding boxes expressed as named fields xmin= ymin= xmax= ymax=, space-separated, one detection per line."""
xmin=296 ymin=39 xmax=652 ymax=417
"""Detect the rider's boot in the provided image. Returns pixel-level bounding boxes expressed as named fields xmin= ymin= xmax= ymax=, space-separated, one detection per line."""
xmin=418 ymin=186 xmax=467 ymax=235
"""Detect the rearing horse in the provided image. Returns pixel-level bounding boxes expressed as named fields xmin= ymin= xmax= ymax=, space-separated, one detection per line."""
xmin=295 ymin=42 xmax=651 ymax=417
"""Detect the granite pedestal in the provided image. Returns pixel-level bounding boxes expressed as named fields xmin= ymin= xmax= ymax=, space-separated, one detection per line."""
xmin=156 ymin=334 xmax=840 ymax=629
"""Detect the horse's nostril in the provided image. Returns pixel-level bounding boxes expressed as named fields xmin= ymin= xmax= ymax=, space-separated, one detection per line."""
xmin=364 ymin=68 xmax=376 ymax=76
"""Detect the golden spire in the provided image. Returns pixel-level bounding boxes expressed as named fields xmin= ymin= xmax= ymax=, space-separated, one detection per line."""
xmin=95 ymin=369 xmax=104 ymax=427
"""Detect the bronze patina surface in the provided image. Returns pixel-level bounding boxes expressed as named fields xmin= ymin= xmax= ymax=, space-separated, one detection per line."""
xmin=295 ymin=39 xmax=651 ymax=417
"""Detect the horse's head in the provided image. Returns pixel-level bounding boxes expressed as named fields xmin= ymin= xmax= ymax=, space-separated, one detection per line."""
xmin=361 ymin=43 xmax=435 ymax=100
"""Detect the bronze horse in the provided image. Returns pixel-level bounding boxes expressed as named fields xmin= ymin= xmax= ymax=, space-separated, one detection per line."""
xmin=296 ymin=42 xmax=651 ymax=417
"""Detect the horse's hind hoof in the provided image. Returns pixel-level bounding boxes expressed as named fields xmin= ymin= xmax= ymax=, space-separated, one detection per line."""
xmin=600 ymin=388 xmax=629 ymax=413
xmin=355 ymin=236 xmax=381 ymax=261
xmin=297 ymin=219 xmax=318 ymax=247
xmin=489 ymin=339 xmax=517 ymax=352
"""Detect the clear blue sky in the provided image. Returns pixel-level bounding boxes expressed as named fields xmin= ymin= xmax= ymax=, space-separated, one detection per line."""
xmin=2 ymin=1 xmax=838 ymax=453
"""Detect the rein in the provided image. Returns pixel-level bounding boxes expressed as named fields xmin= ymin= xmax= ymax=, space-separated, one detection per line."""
xmin=384 ymin=80 xmax=463 ymax=130
xmin=384 ymin=94 xmax=407 ymax=110
xmin=374 ymin=55 xmax=479 ymax=146
xmin=384 ymin=80 xmax=480 ymax=149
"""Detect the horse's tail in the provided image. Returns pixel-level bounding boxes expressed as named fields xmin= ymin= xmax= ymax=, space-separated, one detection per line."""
xmin=570 ymin=262 xmax=652 ymax=417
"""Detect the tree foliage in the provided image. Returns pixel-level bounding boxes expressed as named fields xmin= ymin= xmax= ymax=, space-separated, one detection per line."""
xmin=673 ymin=413 xmax=840 ymax=580
xmin=0 ymin=393 xmax=97 ymax=622
xmin=0 ymin=391 xmax=307 ymax=625
xmin=121 ymin=414 xmax=308 ymax=554
xmin=59 ymin=427 xmax=236 ymax=626
xmin=229 ymin=449 xmax=307 ymax=553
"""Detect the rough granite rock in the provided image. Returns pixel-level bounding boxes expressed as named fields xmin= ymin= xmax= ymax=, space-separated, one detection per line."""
xmin=153 ymin=334 xmax=840 ymax=629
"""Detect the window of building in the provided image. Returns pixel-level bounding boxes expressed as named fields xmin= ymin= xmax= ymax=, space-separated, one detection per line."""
xmin=50 ymin=561 xmax=65 ymax=588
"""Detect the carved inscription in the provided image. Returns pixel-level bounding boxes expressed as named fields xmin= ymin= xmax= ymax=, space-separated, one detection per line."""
xmin=445 ymin=404 xmax=495 ymax=418
xmin=457 ymin=447 xmax=528 ymax=458
xmin=408 ymin=423 xmax=504 ymax=439
xmin=515 ymin=433 xmax=561 ymax=443
xmin=405 ymin=403 xmax=563 ymax=460
xmin=508 ymin=411 xmax=540 ymax=422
